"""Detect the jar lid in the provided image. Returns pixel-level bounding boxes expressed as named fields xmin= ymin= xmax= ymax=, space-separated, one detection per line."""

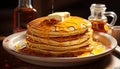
xmin=90 ymin=3 xmax=106 ymax=10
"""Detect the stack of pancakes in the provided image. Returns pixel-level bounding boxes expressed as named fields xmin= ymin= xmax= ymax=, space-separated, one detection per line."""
xmin=24 ymin=15 xmax=94 ymax=57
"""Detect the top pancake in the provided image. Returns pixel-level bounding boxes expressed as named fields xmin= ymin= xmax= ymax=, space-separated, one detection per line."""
xmin=27 ymin=16 xmax=91 ymax=37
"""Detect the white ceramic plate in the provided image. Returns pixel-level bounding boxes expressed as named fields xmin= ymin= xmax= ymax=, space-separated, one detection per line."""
xmin=2 ymin=31 xmax=117 ymax=67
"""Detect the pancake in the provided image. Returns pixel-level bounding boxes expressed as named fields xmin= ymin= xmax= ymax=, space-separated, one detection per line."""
xmin=27 ymin=16 xmax=91 ymax=37
xmin=19 ymin=12 xmax=105 ymax=57
xmin=26 ymin=38 xmax=91 ymax=51
xmin=26 ymin=31 xmax=91 ymax=46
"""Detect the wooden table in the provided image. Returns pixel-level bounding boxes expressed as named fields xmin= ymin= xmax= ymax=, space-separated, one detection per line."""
xmin=0 ymin=39 xmax=120 ymax=69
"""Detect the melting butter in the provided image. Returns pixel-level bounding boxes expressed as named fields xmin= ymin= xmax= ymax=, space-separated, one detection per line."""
xmin=47 ymin=12 xmax=70 ymax=22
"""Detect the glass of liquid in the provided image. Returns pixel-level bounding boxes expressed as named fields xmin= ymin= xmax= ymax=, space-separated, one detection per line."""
xmin=13 ymin=0 xmax=38 ymax=33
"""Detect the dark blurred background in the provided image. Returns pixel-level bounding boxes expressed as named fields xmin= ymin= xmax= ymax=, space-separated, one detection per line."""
xmin=0 ymin=0 xmax=120 ymax=36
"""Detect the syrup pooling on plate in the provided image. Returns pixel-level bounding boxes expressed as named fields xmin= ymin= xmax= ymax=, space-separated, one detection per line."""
xmin=16 ymin=12 xmax=107 ymax=57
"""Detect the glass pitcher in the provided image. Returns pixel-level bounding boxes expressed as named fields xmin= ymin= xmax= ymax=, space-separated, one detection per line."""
xmin=88 ymin=4 xmax=117 ymax=33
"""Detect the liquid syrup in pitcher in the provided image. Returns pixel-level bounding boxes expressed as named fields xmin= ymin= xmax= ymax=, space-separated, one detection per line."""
xmin=90 ymin=20 xmax=110 ymax=33
xmin=14 ymin=7 xmax=37 ymax=32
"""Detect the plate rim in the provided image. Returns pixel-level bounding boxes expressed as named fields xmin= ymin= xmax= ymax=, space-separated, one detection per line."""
xmin=2 ymin=31 xmax=117 ymax=63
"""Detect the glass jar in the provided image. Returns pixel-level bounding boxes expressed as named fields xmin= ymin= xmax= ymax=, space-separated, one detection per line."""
xmin=13 ymin=0 xmax=38 ymax=33
xmin=88 ymin=4 xmax=117 ymax=33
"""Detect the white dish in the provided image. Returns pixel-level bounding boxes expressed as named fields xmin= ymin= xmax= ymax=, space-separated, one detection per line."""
xmin=2 ymin=31 xmax=117 ymax=67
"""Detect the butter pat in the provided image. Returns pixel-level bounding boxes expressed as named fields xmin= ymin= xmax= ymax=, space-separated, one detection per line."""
xmin=47 ymin=12 xmax=70 ymax=22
